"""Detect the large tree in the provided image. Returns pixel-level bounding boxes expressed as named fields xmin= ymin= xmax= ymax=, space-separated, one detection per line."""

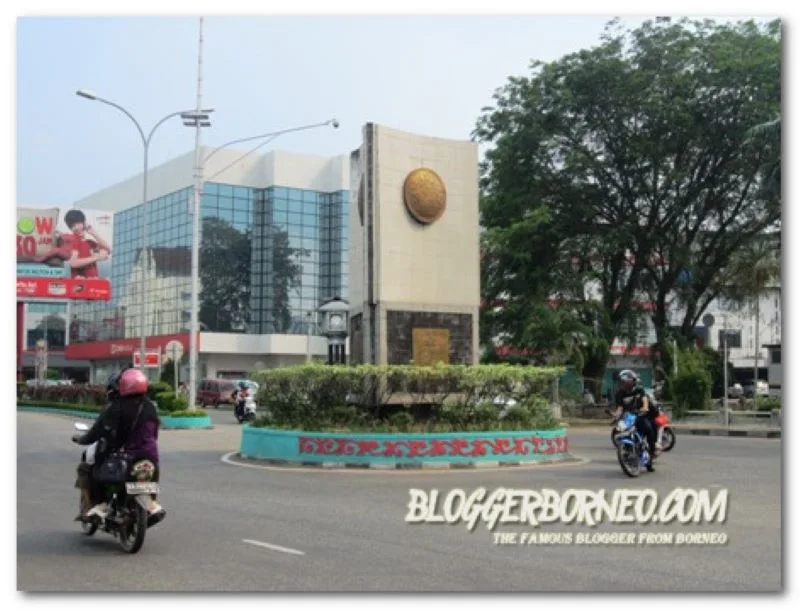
xmin=199 ymin=218 xmax=252 ymax=332
xmin=474 ymin=17 xmax=781 ymax=398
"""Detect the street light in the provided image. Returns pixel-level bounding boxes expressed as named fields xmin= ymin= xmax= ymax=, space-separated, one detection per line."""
xmin=76 ymin=89 xmax=213 ymax=377
xmin=306 ymin=311 xmax=314 ymax=362
xmin=185 ymin=118 xmax=339 ymax=411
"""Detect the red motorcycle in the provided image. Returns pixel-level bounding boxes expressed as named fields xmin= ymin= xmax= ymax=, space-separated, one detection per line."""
xmin=609 ymin=409 xmax=675 ymax=452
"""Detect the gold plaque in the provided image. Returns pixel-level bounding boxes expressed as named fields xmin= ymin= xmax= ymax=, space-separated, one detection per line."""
xmin=412 ymin=328 xmax=450 ymax=366
xmin=403 ymin=168 xmax=447 ymax=224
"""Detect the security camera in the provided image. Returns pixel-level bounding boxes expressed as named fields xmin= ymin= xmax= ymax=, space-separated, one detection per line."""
xmin=332 ymin=119 xmax=340 ymax=129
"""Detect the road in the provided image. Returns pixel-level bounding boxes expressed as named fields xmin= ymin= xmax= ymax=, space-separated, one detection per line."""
xmin=17 ymin=410 xmax=782 ymax=592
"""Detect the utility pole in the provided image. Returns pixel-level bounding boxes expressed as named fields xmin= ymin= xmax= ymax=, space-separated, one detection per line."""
xmin=186 ymin=16 xmax=212 ymax=412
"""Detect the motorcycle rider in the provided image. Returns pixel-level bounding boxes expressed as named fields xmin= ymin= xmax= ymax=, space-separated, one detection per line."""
xmin=72 ymin=368 xmax=166 ymax=526
xmin=612 ymin=369 xmax=659 ymax=468
xmin=234 ymin=381 xmax=249 ymax=420
xmin=74 ymin=369 xmax=124 ymax=519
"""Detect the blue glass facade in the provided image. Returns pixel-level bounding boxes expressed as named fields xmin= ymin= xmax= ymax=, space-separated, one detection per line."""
xmin=70 ymin=181 xmax=348 ymax=342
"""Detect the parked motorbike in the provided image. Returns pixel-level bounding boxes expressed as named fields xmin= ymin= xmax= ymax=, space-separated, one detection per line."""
xmin=610 ymin=411 xmax=655 ymax=478
xmin=608 ymin=409 xmax=675 ymax=452
xmin=73 ymin=422 xmax=161 ymax=554
xmin=234 ymin=395 xmax=257 ymax=424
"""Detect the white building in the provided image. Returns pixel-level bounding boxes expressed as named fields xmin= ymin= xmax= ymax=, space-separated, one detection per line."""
xmin=65 ymin=147 xmax=351 ymax=384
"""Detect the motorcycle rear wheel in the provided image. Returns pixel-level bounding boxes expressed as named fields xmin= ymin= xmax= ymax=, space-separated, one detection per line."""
xmin=118 ymin=501 xmax=147 ymax=554
xmin=661 ymin=427 xmax=676 ymax=452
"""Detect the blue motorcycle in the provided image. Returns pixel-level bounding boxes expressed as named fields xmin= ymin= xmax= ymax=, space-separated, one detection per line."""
xmin=612 ymin=411 xmax=654 ymax=477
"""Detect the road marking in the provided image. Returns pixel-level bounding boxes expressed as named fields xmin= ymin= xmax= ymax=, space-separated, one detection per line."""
xmin=221 ymin=451 xmax=590 ymax=475
xmin=242 ymin=538 xmax=305 ymax=556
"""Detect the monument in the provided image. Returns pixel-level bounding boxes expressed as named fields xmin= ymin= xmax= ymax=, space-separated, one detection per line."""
xmin=348 ymin=123 xmax=480 ymax=366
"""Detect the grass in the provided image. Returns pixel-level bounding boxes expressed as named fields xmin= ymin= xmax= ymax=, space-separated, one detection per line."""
xmin=17 ymin=400 xmax=208 ymax=419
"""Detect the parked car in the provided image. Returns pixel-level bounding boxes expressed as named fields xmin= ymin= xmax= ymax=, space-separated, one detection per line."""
xmin=196 ymin=378 xmax=239 ymax=408
xmin=743 ymin=379 xmax=770 ymax=398
xmin=727 ymin=383 xmax=744 ymax=399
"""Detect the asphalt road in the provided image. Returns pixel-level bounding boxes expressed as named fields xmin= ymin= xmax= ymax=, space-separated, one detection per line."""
xmin=17 ymin=410 xmax=782 ymax=592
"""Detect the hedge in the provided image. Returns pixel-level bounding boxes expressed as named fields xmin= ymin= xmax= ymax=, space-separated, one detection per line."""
xmin=18 ymin=383 xmax=107 ymax=406
xmin=248 ymin=363 xmax=563 ymax=433
xmin=18 ymin=381 xmax=190 ymax=414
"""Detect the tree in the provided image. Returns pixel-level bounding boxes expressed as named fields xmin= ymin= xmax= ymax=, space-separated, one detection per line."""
xmin=745 ymin=116 xmax=781 ymax=208
xmin=268 ymin=228 xmax=309 ymax=333
xmin=199 ymin=218 xmax=252 ymax=332
xmin=474 ymin=17 xmax=780 ymax=398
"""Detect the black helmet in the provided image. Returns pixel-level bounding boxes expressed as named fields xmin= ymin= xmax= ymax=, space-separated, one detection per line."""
xmin=106 ymin=373 xmax=121 ymax=397
xmin=107 ymin=363 xmax=133 ymax=397
xmin=617 ymin=369 xmax=639 ymax=392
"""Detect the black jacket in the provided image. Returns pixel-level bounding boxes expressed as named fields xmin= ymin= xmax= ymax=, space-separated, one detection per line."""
xmin=615 ymin=385 xmax=647 ymax=413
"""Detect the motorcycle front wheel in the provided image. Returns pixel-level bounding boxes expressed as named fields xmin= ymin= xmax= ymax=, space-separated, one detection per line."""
xmin=118 ymin=500 xmax=147 ymax=554
xmin=616 ymin=443 xmax=641 ymax=478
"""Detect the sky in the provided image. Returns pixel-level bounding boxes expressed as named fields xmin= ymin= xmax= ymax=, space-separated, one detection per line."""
xmin=14 ymin=14 xmax=671 ymax=207
xmin=18 ymin=13 xmax=781 ymax=208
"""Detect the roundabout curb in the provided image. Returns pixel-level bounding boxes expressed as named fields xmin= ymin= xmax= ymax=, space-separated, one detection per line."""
xmin=222 ymin=451 xmax=588 ymax=474
xmin=240 ymin=426 xmax=572 ymax=468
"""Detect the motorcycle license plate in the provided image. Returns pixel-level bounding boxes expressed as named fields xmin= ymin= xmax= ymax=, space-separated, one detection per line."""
xmin=125 ymin=482 xmax=160 ymax=495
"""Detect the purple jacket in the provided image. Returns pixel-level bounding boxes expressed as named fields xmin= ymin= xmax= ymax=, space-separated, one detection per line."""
xmin=124 ymin=416 xmax=160 ymax=464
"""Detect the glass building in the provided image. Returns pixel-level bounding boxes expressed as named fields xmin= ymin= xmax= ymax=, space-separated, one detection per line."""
xmin=70 ymin=181 xmax=349 ymax=343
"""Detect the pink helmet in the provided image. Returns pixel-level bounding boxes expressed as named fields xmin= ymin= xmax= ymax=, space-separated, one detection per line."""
xmin=118 ymin=368 xmax=149 ymax=397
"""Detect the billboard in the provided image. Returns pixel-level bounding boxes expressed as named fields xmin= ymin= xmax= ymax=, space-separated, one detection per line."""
xmin=17 ymin=207 xmax=113 ymax=301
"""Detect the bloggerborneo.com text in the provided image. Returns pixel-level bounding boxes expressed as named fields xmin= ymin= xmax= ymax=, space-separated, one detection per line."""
xmin=405 ymin=487 xmax=728 ymax=532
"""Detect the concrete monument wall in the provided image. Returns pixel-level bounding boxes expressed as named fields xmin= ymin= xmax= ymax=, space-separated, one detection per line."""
xmin=349 ymin=123 xmax=480 ymax=366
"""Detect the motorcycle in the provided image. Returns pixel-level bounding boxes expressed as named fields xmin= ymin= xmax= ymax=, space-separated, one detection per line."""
xmin=609 ymin=409 xmax=675 ymax=452
xmin=234 ymin=394 xmax=257 ymax=424
xmin=73 ymin=422 xmax=161 ymax=554
xmin=610 ymin=411 xmax=655 ymax=478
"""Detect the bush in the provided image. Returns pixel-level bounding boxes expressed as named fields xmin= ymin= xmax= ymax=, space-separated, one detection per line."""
xmin=153 ymin=391 xmax=189 ymax=413
xmin=148 ymin=381 xmax=173 ymax=400
xmin=670 ymin=368 xmax=712 ymax=419
xmin=249 ymin=363 xmax=564 ymax=432
xmin=756 ymin=397 xmax=781 ymax=412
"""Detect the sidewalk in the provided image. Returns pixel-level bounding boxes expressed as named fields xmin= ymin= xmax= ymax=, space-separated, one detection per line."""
xmin=562 ymin=418 xmax=781 ymax=439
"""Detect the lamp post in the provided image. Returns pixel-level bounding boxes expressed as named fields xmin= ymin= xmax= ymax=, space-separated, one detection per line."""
xmin=76 ymin=89 xmax=211 ymax=377
xmin=185 ymin=118 xmax=339 ymax=411
xmin=306 ymin=311 xmax=313 ymax=362
xmin=723 ymin=315 xmax=729 ymax=428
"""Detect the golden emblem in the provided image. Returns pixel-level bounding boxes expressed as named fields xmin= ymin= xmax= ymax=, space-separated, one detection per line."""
xmin=403 ymin=168 xmax=446 ymax=224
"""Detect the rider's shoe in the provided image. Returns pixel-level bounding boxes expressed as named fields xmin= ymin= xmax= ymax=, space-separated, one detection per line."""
xmin=85 ymin=502 xmax=109 ymax=519
xmin=147 ymin=508 xmax=167 ymax=528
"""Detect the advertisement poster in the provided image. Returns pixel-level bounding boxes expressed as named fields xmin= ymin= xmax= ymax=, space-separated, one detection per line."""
xmin=16 ymin=206 xmax=113 ymax=301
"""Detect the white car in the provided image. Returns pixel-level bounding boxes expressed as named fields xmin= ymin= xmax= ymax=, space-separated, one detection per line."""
xmin=727 ymin=383 xmax=744 ymax=399
xmin=743 ymin=379 xmax=770 ymax=398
